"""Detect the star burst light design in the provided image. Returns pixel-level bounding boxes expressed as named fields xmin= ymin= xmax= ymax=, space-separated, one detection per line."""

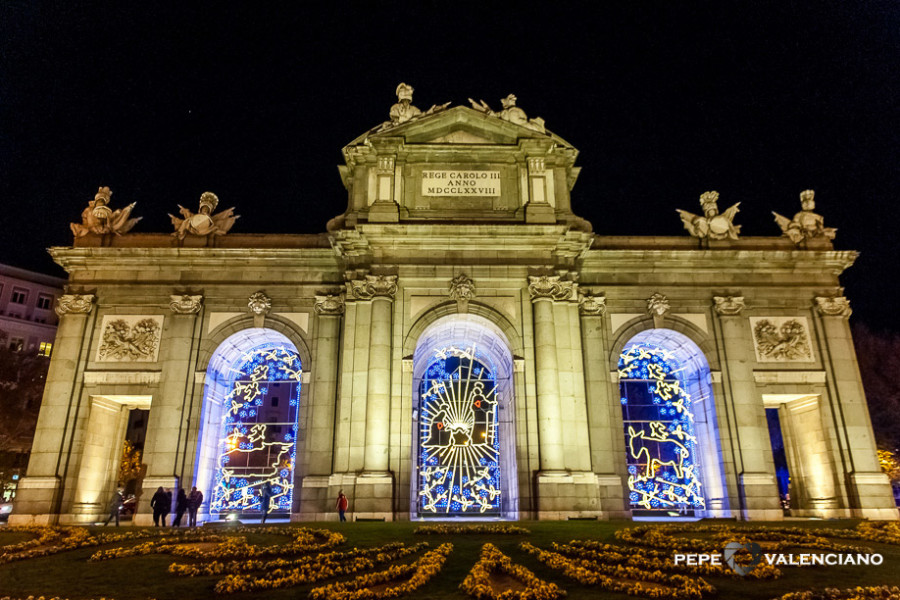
xmin=619 ymin=344 xmax=705 ymax=512
xmin=211 ymin=344 xmax=301 ymax=514
xmin=418 ymin=346 xmax=502 ymax=515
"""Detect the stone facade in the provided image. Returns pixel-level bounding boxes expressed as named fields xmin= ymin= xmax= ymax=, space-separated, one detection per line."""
xmin=11 ymin=99 xmax=895 ymax=524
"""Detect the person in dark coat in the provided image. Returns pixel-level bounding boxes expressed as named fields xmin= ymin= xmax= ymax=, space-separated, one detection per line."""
xmin=150 ymin=486 xmax=168 ymax=526
xmin=103 ymin=490 xmax=123 ymax=526
xmin=187 ymin=486 xmax=203 ymax=527
xmin=172 ymin=488 xmax=188 ymax=527
xmin=260 ymin=481 xmax=273 ymax=524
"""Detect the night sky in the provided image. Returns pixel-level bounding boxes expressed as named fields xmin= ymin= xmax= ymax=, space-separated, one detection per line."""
xmin=2 ymin=4 xmax=898 ymax=330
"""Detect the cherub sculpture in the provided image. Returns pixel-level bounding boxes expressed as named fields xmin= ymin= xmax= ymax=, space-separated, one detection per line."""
xmin=468 ymin=93 xmax=546 ymax=132
xmin=676 ymin=191 xmax=741 ymax=240
xmin=773 ymin=190 xmax=836 ymax=246
xmin=70 ymin=186 xmax=141 ymax=237
xmin=169 ymin=192 xmax=239 ymax=239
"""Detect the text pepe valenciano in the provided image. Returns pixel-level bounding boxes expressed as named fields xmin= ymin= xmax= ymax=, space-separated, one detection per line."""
xmin=422 ymin=170 xmax=501 ymax=196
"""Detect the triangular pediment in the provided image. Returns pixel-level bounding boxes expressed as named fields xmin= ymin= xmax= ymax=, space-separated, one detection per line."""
xmin=346 ymin=105 xmax=573 ymax=149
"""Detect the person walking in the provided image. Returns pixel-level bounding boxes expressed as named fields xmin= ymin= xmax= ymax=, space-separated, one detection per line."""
xmin=172 ymin=488 xmax=188 ymax=527
xmin=103 ymin=489 xmax=124 ymax=526
xmin=150 ymin=486 xmax=168 ymax=526
xmin=260 ymin=481 xmax=273 ymax=524
xmin=187 ymin=486 xmax=203 ymax=527
xmin=335 ymin=490 xmax=349 ymax=522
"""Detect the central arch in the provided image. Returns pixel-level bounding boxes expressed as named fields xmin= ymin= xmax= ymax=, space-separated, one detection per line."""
xmin=410 ymin=313 xmax=518 ymax=519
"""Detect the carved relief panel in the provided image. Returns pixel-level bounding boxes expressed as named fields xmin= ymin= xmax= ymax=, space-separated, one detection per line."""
xmin=96 ymin=315 xmax=164 ymax=362
xmin=749 ymin=316 xmax=815 ymax=363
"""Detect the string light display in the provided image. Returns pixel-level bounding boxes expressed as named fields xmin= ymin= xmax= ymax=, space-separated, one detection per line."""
xmin=417 ymin=346 xmax=501 ymax=516
xmin=211 ymin=345 xmax=302 ymax=515
xmin=618 ymin=344 xmax=705 ymax=514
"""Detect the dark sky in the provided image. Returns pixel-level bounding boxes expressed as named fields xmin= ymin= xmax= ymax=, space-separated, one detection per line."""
xmin=2 ymin=3 xmax=898 ymax=330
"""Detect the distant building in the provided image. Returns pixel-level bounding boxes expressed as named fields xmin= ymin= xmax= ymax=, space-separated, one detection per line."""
xmin=0 ymin=263 xmax=64 ymax=356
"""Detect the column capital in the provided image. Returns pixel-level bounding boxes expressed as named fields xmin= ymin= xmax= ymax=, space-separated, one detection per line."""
xmin=169 ymin=294 xmax=203 ymax=314
xmin=315 ymin=294 xmax=345 ymax=316
xmin=713 ymin=295 xmax=745 ymax=316
xmin=528 ymin=275 xmax=575 ymax=302
xmin=815 ymin=296 xmax=852 ymax=318
xmin=578 ymin=290 xmax=607 ymax=316
xmin=55 ymin=294 xmax=95 ymax=316
xmin=346 ymin=274 xmax=398 ymax=301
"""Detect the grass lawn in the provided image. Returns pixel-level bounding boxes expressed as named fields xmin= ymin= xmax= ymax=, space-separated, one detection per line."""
xmin=2 ymin=519 xmax=900 ymax=599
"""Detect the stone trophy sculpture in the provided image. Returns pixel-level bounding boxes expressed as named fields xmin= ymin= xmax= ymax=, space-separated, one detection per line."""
xmin=468 ymin=93 xmax=546 ymax=132
xmin=676 ymin=191 xmax=741 ymax=241
xmin=70 ymin=186 xmax=142 ymax=237
xmin=773 ymin=189 xmax=836 ymax=246
xmin=169 ymin=192 xmax=240 ymax=239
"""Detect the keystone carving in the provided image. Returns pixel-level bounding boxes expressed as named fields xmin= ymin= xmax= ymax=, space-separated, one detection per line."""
xmin=815 ymin=296 xmax=852 ymax=318
xmin=449 ymin=274 xmax=476 ymax=302
xmin=315 ymin=294 xmax=345 ymax=316
xmin=346 ymin=275 xmax=398 ymax=301
xmin=713 ymin=296 xmax=746 ymax=316
xmin=528 ymin=275 xmax=575 ymax=302
xmin=55 ymin=294 xmax=95 ymax=316
xmin=647 ymin=293 xmax=671 ymax=317
xmin=169 ymin=294 xmax=203 ymax=314
xmin=248 ymin=291 xmax=272 ymax=316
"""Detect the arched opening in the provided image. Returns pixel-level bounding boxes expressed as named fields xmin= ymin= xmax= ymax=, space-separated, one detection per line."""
xmin=195 ymin=328 xmax=302 ymax=520
xmin=410 ymin=314 xmax=518 ymax=519
xmin=618 ymin=328 xmax=729 ymax=518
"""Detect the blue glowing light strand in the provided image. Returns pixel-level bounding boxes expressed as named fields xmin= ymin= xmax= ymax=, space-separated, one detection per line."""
xmin=211 ymin=345 xmax=302 ymax=514
xmin=618 ymin=344 xmax=705 ymax=512
xmin=417 ymin=345 xmax=501 ymax=515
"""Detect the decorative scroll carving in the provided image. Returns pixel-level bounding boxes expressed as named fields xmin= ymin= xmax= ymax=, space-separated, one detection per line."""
xmin=579 ymin=290 xmax=607 ymax=316
xmin=527 ymin=275 xmax=575 ymax=302
xmin=750 ymin=317 xmax=814 ymax=362
xmin=468 ymin=94 xmax=546 ymax=133
xmin=713 ymin=296 xmax=746 ymax=316
xmin=97 ymin=315 xmax=163 ymax=362
xmin=449 ymin=274 xmax=476 ymax=302
xmin=773 ymin=190 xmax=837 ymax=246
xmin=815 ymin=296 xmax=852 ymax=318
xmin=70 ymin=187 xmax=141 ymax=237
xmin=677 ymin=191 xmax=741 ymax=241
xmin=169 ymin=192 xmax=239 ymax=239
xmin=647 ymin=293 xmax=670 ymax=317
xmin=248 ymin=291 xmax=272 ymax=316
xmin=315 ymin=294 xmax=345 ymax=316
xmin=169 ymin=294 xmax=203 ymax=314
xmin=346 ymin=275 xmax=398 ymax=301
xmin=55 ymin=294 xmax=95 ymax=316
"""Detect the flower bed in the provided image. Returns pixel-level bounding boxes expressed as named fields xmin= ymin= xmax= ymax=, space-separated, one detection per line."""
xmin=772 ymin=586 xmax=900 ymax=600
xmin=414 ymin=524 xmax=529 ymax=535
xmin=308 ymin=543 xmax=453 ymax=600
xmin=213 ymin=542 xmax=429 ymax=594
xmin=521 ymin=542 xmax=715 ymax=600
xmin=460 ymin=543 xmax=565 ymax=600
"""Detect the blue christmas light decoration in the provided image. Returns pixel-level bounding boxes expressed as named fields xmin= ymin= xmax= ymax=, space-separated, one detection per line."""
xmin=618 ymin=344 xmax=705 ymax=513
xmin=211 ymin=344 xmax=301 ymax=515
xmin=417 ymin=346 xmax=501 ymax=516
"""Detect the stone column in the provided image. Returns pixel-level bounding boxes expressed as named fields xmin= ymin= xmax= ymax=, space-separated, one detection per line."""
xmin=579 ymin=291 xmax=626 ymax=516
xmin=814 ymin=296 xmax=897 ymax=519
xmin=348 ymin=274 xmax=397 ymax=519
xmin=299 ymin=294 xmax=344 ymax=519
xmin=713 ymin=296 xmax=782 ymax=520
xmin=11 ymin=294 xmax=95 ymax=525
xmin=528 ymin=276 xmax=567 ymax=473
xmin=135 ymin=294 xmax=202 ymax=525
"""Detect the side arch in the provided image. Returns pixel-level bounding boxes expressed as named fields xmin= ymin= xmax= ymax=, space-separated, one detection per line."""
xmin=608 ymin=315 xmax=720 ymax=372
xmin=197 ymin=314 xmax=312 ymax=375
xmin=403 ymin=301 xmax=523 ymax=359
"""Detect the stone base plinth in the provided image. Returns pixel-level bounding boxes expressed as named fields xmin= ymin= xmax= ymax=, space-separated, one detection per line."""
xmin=8 ymin=476 xmax=61 ymax=525
xmin=525 ymin=203 xmax=556 ymax=224
xmin=352 ymin=472 xmax=394 ymax=520
xmin=739 ymin=472 xmax=783 ymax=520
xmin=847 ymin=472 xmax=898 ymax=520
xmin=535 ymin=471 xmax=602 ymax=520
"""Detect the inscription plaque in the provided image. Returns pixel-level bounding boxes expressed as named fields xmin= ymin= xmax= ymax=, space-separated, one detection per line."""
xmin=422 ymin=170 xmax=501 ymax=196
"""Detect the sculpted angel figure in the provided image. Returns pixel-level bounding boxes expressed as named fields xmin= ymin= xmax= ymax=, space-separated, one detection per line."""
xmin=169 ymin=192 xmax=239 ymax=239
xmin=676 ymin=191 xmax=741 ymax=241
xmin=773 ymin=189 xmax=836 ymax=246
xmin=71 ymin=186 xmax=142 ymax=237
